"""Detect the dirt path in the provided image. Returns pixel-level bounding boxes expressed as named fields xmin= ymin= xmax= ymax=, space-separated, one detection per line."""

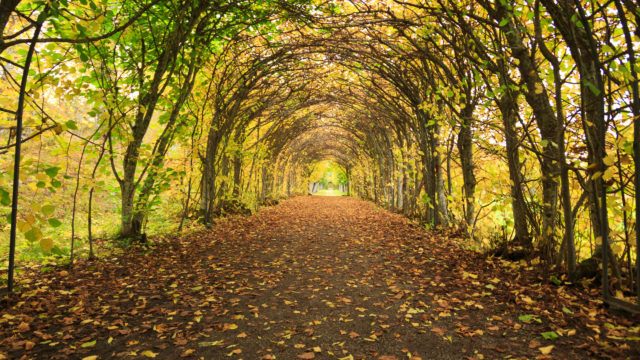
xmin=1 ymin=197 xmax=638 ymax=359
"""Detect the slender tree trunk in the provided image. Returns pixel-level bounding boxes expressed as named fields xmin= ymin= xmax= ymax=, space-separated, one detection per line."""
xmin=497 ymin=84 xmax=530 ymax=244
xmin=201 ymin=128 xmax=220 ymax=225
xmin=494 ymin=3 xmax=561 ymax=260
xmin=457 ymin=105 xmax=475 ymax=231
xmin=233 ymin=150 xmax=242 ymax=197
xmin=613 ymin=0 xmax=640 ymax=301
xmin=7 ymin=16 xmax=44 ymax=293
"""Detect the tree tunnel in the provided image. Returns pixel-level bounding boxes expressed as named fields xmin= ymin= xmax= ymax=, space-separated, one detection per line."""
xmin=1 ymin=0 xmax=640 ymax=306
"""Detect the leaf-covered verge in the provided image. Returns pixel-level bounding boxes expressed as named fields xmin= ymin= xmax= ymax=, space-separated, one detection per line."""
xmin=1 ymin=197 xmax=638 ymax=359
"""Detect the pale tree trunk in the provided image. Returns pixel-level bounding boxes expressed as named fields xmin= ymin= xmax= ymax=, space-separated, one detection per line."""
xmin=434 ymin=120 xmax=448 ymax=227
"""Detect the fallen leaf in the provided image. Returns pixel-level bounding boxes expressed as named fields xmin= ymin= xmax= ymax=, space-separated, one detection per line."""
xmin=141 ymin=350 xmax=158 ymax=358
xmin=539 ymin=345 xmax=554 ymax=355
xmin=17 ymin=322 xmax=30 ymax=333
xmin=81 ymin=340 xmax=96 ymax=348
xmin=223 ymin=323 xmax=238 ymax=331
xmin=180 ymin=349 xmax=195 ymax=357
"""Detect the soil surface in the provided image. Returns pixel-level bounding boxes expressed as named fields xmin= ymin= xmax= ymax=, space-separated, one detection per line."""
xmin=1 ymin=196 xmax=639 ymax=359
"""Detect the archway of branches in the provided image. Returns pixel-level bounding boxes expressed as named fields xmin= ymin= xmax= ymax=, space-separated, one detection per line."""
xmin=1 ymin=0 xmax=639 ymax=307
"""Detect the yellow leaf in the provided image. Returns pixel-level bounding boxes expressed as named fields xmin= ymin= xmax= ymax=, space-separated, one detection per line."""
xmin=539 ymin=345 xmax=554 ymax=355
xmin=140 ymin=350 xmax=158 ymax=358
xmin=534 ymin=82 xmax=544 ymax=94
xmin=223 ymin=323 xmax=238 ymax=330
xmin=82 ymin=356 xmax=98 ymax=360
xmin=603 ymin=166 xmax=616 ymax=181
xmin=603 ymin=154 xmax=616 ymax=166
xmin=17 ymin=220 xmax=30 ymax=233
xmin=40 ymin=238 xmax=54 ymax=252
xmin=520 ymin=295 xmax=535 ymax=305
xmin=463 ymin=271 xmax=478 ymax=279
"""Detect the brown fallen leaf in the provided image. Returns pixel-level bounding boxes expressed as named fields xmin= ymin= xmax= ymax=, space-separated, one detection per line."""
xmin=529 ymin=339 xmax=541 ymax=349
xmin=297 ymin=352 xmax=315 ymax=359
xmin=17 ymin=322 xmax=30 ymax=333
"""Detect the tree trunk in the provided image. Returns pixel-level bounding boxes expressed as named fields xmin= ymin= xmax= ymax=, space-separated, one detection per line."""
xmin=497 ymin=84 xmax=531 ymax=244
xmin=539 ymin=0 xmax=616 ymax=291
xmin=495 ymin=4 xmax=561 ymax=260
xmin=457 ymin=105 xmax=475 ymax=231
xmin=201 ymin=127 xmax=220 ymax=225
xmin=233 ymin=151 xmax=242 ymax=197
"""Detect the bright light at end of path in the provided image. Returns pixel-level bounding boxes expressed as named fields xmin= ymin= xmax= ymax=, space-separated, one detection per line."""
xmin=313 ymin=189 xmax=346 ymax=197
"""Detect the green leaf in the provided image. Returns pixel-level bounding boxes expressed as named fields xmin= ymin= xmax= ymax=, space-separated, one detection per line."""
xmin=499 ymin=18 xmax=509 ymax=26
xmin=41 ymin=204 xmax=56 ymax=216
xmin=45 ymin=167 xmax=60 ymax=178
xmin=518 ymin=314 xmax=533 ymax=322
xmin=541 ymin=331 xmax=559 ymax=340
xmin=48 ymin=218 xmax=62 ymax=228
xmin=51 ymin=246 xmax=67 ymax=256
xmin=0 ymin=188 xmax=10 ymax=206
xmin=65 ymin=120 xmax=78 ymax=130
xmin=25 ymin=227 xmax=43 ymax=242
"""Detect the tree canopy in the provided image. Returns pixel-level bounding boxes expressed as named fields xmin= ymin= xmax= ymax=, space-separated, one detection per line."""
xmin=1 ymin=0 xmax=640 ymax=309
